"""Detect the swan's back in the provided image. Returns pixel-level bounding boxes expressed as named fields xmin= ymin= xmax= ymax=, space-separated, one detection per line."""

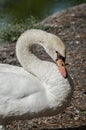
xmin=0 ymin=64 xmax=27 ymax=76
xmin=0 ymin=64 xmax=44 ymax=100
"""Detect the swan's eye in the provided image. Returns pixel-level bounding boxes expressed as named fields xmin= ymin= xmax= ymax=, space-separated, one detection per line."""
xmin=56 ymin=51 xmax=58 ymax=53
xmin=56 ymin=51 xmax=65 ymax=62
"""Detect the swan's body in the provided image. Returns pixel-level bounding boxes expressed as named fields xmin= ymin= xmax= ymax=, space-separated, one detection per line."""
xmin=0 ymin=29 xmax=73 ymax=129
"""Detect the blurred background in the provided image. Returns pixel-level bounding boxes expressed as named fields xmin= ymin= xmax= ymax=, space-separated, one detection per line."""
xmin=0 ymin=0 xmax=86 ymax=43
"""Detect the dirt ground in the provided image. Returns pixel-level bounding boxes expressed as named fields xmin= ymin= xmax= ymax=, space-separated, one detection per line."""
xmin=0 ymin=4 xmax=86 ymax=130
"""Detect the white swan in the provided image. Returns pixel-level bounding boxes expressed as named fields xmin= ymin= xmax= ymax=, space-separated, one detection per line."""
xmin=0 ymin=29 xmax=73 ymax=130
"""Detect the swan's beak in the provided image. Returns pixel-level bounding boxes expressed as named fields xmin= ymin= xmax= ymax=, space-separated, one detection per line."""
xmin=56 ymin=59 xmax=67 ymax=78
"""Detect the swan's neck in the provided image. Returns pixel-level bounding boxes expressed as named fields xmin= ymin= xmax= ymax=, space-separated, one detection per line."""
xmin=16 ymin=30 xmax=65 ymax=84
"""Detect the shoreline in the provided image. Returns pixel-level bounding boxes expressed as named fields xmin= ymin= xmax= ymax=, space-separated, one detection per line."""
xmin=40 ymin=3 xmax=86 ymax=27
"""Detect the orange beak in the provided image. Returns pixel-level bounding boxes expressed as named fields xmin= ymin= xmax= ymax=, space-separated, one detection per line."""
xmin=56 ymin=59 xmax=67 ymax=78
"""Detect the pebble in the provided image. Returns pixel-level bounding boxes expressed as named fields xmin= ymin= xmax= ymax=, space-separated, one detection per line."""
xmin=74 ymin=116 xmax=80 ymax=120
xmin=71 ymin=13 xmax=76 ymax=17
xmin=75 ymin=35 xmax=80 ymax=38
xmin=75 ymin=41 xmax=80 ymax=44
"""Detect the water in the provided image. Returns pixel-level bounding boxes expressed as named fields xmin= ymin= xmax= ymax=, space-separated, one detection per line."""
xmin=0 ymin=0 xmax=86 ymax=42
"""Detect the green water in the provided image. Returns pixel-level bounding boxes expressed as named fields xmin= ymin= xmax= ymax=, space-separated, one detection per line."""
xmin=0 ymin=0 xmax=86 ymax=42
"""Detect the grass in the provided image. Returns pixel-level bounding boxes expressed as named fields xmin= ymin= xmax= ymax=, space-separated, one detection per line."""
xmin=0 ymin=17 xmax=45 ymax=43
xmin=80 ymin=110 xmax=86 ymax=115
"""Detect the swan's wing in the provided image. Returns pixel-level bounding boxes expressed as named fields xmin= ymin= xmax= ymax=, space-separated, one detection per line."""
xmin=0 ymin=64 xmax=50 ymax=119
xmin=0 ymin=65 xmax=43 ymax=99
xmin=0 ymin=64 xmax=43 ymax=98
xmin=0 ymin=63 xmax=28 ymax=76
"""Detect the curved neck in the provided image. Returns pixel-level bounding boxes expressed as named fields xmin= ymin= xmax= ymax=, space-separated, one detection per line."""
xmin=16 ymin=30 xmax=63 ymax=83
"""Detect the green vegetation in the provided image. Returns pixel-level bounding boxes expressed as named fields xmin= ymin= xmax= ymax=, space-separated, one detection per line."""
xmin=0 ymin=17 xmax=45 ymax=42
xmin=80 ymin=110 xmax=86 ymax=115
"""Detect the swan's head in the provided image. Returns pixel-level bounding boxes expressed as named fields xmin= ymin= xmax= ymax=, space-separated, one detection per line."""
xmin=43 ymin=32 xmax=67 ymax=78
